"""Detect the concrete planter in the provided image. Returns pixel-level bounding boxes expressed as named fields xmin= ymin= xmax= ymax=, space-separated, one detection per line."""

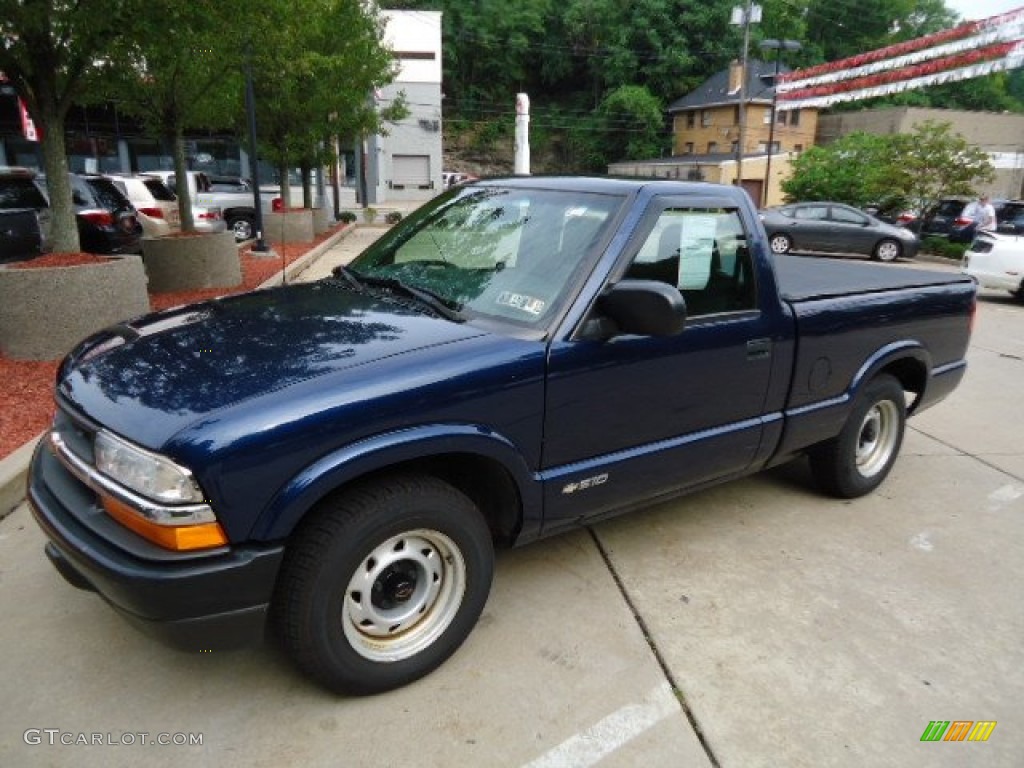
xmin=0 ymin=255 xmax=150 ymax=360
xmin=265 ymin=209 xmax=315 ymax=244
xmin=312 ymin=207 xmax=332 ymax=236
xmin=141 ymin=232 xmax=241 ymax=293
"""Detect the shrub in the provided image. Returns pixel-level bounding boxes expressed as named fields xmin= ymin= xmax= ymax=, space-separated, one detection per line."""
xmin=921 ymin=236 xmax=967 ymax=260
xmin=339 ymin=211 xmax=356 ymax=224
xmin=362 ymin=207 xmax=378 ymax=224
xmin=385 ymin=211 xmax=403 ymax=225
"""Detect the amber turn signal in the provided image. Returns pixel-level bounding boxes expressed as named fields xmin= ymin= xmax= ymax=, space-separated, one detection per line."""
xmin=101 ymin=495 xmax=228 ymax=551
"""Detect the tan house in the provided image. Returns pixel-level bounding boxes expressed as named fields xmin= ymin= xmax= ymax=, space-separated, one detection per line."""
xmin=816 ymin=107 xmax=1024 ymax=199
xmin=610 ymin=60 xmax=819 ymax=206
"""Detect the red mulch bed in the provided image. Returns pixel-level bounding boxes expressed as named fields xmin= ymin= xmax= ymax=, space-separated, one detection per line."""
xmin=0 ymin=224 xmax=345 ymax=460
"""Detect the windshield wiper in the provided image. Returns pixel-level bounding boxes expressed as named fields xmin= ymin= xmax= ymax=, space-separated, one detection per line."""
xmin=357 ymin=273 xmax=464 ymax=322
xmin=331 ymin=264 xmax=364 ymax=289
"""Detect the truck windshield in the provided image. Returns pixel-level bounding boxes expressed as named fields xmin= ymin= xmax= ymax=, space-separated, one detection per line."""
xmin=348 ymin=185 xmax=625 ymax=329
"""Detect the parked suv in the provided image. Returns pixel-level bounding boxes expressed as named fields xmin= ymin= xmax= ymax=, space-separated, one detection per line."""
xmin=916 ymin=197 xmax=970 ymax=239
xmin=917 ymin=196 xmax=1016 ymax=243
xmin=0 ymin=166 xmax=51 ymax=251
xmin=995 ymin=201 xmax=1024 ymax=235
xmin=0 ymin=208 xmax=44 ymax=262
xmin=104 ymin=174 xmax=180 ymax=238
xmin=4 ymin=169 xmax=144 ymax=254
xmin=67 ymin=174 xmax=144 ymax=254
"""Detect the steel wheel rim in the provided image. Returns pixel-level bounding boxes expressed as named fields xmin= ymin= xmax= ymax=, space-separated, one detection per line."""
xmin=341 ymin=528 xmax=466 ymax=662
xmin=232 ymin=219 xmax=252 ymax=240
xmin=877 ymin=241 xmax=899 ymax=261
xmin=771 ymin=235 xmax=790 ymax=254
xmin=855 ymin=400 xmax=899 ymax=477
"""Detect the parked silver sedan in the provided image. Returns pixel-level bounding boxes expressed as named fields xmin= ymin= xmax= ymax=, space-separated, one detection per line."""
xmin=759 ymin=202 xmax=919 ymax=262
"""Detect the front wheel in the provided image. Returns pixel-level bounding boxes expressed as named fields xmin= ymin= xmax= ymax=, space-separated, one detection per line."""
xmin=273 ymin=474 xmax=494 ymax=695
xmin=809 ymin=374 xmax=906 ymax=498
xmin=769 ymin=233 xmax=792 ymax=254
xmin=873 ymin=238 xmax=902 ymax=262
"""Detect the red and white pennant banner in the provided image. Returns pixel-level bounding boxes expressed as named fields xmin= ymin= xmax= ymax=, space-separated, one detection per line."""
xmin=776 ymin=7 xmax=1024 ymax=110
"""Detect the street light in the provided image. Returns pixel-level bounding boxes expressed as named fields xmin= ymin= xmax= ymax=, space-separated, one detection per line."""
xmin=759 ymin=39 xmax=801 ymax=208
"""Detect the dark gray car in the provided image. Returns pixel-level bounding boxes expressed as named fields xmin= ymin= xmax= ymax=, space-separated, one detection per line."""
xmin=760 ymin=201 xmax=919 ymax=262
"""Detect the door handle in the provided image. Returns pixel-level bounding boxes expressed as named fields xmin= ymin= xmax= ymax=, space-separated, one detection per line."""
xmin=747 ymin=338 xmax=771 ymax=360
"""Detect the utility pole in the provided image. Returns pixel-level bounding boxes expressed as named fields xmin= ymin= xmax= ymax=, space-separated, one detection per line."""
xmin=731 ymin=3 xmax=760 ymax=198
xmin=514 ymin=93 xmax=531 ymax=175
xmin=759 ymin=39 xmax=801 ymax=207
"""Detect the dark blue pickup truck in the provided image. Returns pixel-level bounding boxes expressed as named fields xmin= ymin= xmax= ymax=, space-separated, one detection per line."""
xmin=29 ymin=177 xmax=975 ymax=694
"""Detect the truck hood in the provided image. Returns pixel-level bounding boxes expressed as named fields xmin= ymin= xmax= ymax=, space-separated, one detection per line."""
xmin=57 ymin=281 xmax=487 ymax=449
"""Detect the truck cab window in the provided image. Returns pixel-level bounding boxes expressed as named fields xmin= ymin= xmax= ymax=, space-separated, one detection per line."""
xmin=626 ymin=208 xmax=756 ymax=316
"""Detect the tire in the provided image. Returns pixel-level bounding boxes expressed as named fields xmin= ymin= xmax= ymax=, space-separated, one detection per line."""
xmin=769 ymin=233 xmax=792 ymax=255
xmin=273 ymin=474 xmax=494 ymax=695
xmin=873 ymin=239 xmax=902 ymax=262
xmin=808 ymin=374 xmax=906 ymax=499
xmin=230 ymin=215 xmax=255 ymax=242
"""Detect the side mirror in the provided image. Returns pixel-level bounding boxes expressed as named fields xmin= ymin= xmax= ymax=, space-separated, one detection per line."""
xmin=589 ymin=279 xmax=686 ymax=338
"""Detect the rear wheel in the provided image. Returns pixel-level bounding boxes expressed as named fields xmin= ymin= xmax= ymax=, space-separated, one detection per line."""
xmin=229 ymin=215 xmax=255 ymax=242
xmin=873 ymin=239 xmax=902 ymax=262
xmin=809 ymin=374 xmax=906 ymax=498
xmin=273 ymin=474 xmax=494 ymax=695
xmin=769 ymin=233 xmax=792 ymax=255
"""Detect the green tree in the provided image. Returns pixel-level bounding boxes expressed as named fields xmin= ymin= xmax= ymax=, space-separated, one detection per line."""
xmin=782 ymin=132 xmax=903 ymax=206
xmin=892 ymin=120 xmax=994 ymax=218
xmin=783 ymin=122 xmax=993 ymax=216
xmin=252 ymin=0 xmax=399 ymax=208
xmin=0 ymin=0 xmax=138 ymax=252
xmin=113 ymin=0 xmax=282 ymax=230
xmin=598 ymin=85 xmax=666 ymax=163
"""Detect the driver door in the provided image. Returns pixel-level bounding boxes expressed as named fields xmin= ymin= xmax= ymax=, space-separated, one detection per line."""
xmin=541 ymin=197 xmax=778 ymax=533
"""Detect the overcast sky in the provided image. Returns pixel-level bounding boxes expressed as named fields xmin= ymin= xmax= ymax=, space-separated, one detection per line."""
xmin=943 ymin=0 xmax=1022 ymax=21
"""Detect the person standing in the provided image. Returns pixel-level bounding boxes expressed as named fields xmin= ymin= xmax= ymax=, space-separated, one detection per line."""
xmin=976 ymin=195 xmax=997 ymax=232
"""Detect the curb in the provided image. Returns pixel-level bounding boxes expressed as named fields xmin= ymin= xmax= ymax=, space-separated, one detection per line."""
xmin=256 ymin=223 xmax=354 ymax=289
xmin=0 ymin=224 xmax=355 ymax=522
xmin=0 ymin=435 xmax=40 ymax=521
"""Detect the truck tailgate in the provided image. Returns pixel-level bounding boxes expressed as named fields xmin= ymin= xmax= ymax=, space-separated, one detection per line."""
xmin=773 ymin=253 xmax=972 ymax=302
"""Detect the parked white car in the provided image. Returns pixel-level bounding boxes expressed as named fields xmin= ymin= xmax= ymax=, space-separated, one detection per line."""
xmin=962 ymin=231 xmax=1024 ymax=301
xmin=105 ymin=174 xmax=180 ymax=238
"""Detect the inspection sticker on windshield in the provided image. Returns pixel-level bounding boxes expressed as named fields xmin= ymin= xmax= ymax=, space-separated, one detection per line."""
xmin=496 ymin=291 xmax=546 ymax=316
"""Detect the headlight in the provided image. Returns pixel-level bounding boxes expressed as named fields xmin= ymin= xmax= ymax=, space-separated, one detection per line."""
xmin=94 ymin=431 xmax=204 ymax=504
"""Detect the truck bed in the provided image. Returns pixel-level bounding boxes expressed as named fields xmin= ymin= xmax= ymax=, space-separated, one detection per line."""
xmin=773 ymin=254 xmax=971 ymax=302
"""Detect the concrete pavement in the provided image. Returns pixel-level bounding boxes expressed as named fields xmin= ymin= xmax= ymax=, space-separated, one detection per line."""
xmin=1 ymin=246 xmax=1021 ymax=767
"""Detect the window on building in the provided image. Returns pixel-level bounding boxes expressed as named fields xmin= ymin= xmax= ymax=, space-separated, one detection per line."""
xmin=758 ymin=141 xmax=780 ymax=153
xmin=708 ymin=141 xmax=718 ymax=153
xmin=777 ymin=111 xmax=788 ymax=126
xmin=701 ymin=110 xmax=712 ymax=127
xmin=734 ymin=106 xmax=740 ymax=125
xmin=686 ymin=112 xmax=695 ymax=129
xmin=794 ymin=143 xmax=804 ymax=153
xmin=684 ymin=142 xmax=694 ymax=154
xmin=730 ymin=140 xmax=738 ymax=153
xmin=790 ymin=109 xmax=801 ymax=126
xmin=763 ymin=109 xmax=771 ymax=124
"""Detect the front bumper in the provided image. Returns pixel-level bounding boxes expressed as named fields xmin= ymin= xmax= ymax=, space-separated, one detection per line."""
xmin=28 ymin=442 xmax=284 ymax=651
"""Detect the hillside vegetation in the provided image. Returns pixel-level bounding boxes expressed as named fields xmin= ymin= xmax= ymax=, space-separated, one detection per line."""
xmin=386 ymin=0 xmax=1024 ymax=173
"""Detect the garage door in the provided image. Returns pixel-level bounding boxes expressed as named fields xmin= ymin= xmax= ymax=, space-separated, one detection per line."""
xmin=392 ymin=155 xmax=431 ymax=190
